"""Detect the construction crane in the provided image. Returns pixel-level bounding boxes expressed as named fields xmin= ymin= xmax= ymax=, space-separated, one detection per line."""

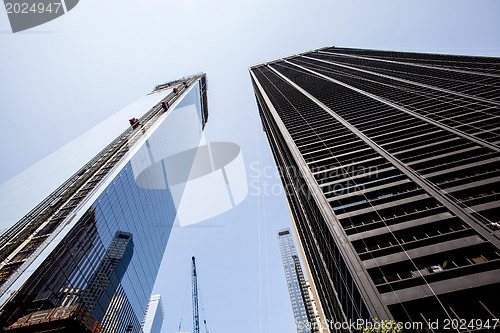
xmin=191 ymin=256 xmax=210 ymax=333
xmin=192 ymin=256 xmax=200 ymax=333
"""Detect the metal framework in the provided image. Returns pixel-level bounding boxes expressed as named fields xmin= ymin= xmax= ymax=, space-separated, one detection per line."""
xmin=191 ymin=256 xmax=199 ymax=333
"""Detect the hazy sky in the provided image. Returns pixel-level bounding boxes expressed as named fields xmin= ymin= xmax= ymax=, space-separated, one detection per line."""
xmin=1 ymin=1 xmax=500 ymax=332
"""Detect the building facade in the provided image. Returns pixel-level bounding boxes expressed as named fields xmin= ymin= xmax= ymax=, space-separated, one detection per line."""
xmin=278 ymin=229 xmax=319 ymax=333
xmin=141 ymin=294 xmax=164 ymax=333
xmin=0 ymin=74 xmax=208 ymax=333
xmin=251 ymin=47 xmax=500 ymax=331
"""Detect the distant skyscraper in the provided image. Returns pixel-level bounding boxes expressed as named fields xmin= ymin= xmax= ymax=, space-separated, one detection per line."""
xmin=80 ymin=231 xmax=134 ymax=322
xmin=142 ymin=295 xmax=164 ymax=333
xmin=0 ymin=74 xmax=208 ymax=332
xmin=278 ymin=229 xmax=319 ymax=333
xmin=251 ymin=47 xmax=500 ymax=331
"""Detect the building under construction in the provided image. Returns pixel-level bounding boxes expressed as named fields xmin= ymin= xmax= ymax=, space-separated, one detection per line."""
xmin=0 ymin=74 xmax=209 ymax=332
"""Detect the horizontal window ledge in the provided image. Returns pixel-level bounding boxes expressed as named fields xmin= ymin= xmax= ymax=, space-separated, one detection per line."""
xmin=335 ymin=193 xmax=430 ymax=220
xmin=347 ymin=212 xmax=455 ymax=242
xmin=328 ymin=178 xmax=412 ymax=202
xmin=363 ymin=235 xmax=485 ymax=270
xmin=306 ymin=147 xmax=373 ymax=165
xmin=358 ymin=228 xmax=475 ymax=261
xmin=343 ymin=206 xmax=447 ymax=236
xmin=423 ymin=156 xmax=500 ymax=179
xmin=468 ymin=201 xmax=500 ymax=214
xmin=380 ymin=129 xmax=443 ymax=150
xmin=392 ymin=137 xmax=461 ymax=157
xmin=312 ymin=156 xmax=384 ymax=176
xmin=320 ymin=167 xmax=398 ymax=190
xmin=381 ymin=268 xmax=500 ymax=305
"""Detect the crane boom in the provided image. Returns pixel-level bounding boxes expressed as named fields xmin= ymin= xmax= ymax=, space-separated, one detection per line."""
xmin=192 ymin=256 xmax=200 ymax=333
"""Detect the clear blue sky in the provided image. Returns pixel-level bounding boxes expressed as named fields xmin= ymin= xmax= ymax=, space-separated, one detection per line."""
xmin=1 ymin=1 xmax=500 ymax=332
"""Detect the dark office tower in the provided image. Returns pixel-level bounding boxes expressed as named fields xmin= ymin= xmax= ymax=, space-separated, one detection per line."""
xmin=250 ymin=48 xmax=500 ymax=331
xmin=0 ymin=74 xmax=209 ymax=333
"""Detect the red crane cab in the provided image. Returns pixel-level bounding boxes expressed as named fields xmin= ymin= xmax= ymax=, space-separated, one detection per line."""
xmin=129 ymin=118 xmax=139 ymax=129
xmin=162 ymin=101 xmax=169 ymax=111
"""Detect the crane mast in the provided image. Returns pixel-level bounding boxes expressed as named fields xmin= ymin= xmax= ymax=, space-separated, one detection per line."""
xmin=192 ymin=256 xmax=200 ymax=333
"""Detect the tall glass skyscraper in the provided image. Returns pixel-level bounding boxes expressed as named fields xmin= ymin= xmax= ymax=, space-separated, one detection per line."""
xmin=141 ymin=294 xmax=164 ymax=333
xmin=0 ymin=74 xmax=208 ymax=333
xmin=278 ymin=229 xmax=318 ymax=333
xmin=251 ymin=47 xmax=500 ymax=331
